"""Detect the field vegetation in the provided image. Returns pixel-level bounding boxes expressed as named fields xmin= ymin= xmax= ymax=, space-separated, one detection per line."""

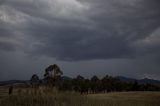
xmin=0 ymin=64 xmax=160 ymax=106
xmin=0 ymin=86 xmax=160 ymax=106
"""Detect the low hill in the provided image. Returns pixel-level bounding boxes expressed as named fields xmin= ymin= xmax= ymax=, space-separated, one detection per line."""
xmin=116 ymin=76 xmax=160 ymax=85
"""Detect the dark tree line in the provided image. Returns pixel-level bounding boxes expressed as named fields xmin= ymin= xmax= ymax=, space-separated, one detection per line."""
xmin=30 ymin=64 xmax=160 ymax=93
xmin=58 ymin=75 xmax=160 ymax=93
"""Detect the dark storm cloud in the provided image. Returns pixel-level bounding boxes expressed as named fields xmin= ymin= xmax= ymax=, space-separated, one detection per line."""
xmin=0 ymin=0 xmax=160 ymax=80
xmin=0 ymin=0 xmax=160 ymax=61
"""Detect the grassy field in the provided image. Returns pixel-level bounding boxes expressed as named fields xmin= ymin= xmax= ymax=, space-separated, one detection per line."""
xmin=0 ymin=86 xmax=160 ymax=106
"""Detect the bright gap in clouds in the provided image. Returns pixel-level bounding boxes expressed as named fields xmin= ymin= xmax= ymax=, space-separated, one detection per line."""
xmin=0 ymin=0 xmax=90 ymax=24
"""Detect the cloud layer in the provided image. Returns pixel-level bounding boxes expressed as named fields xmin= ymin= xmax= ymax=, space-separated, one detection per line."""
xmin=0 ymin=0 xmax=160 ymax=80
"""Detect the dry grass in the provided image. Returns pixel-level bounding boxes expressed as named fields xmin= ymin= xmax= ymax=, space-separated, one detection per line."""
xmin=0 ymin=86 xmax=160 ymax=106
xmin=88 ymin=92 xmax=160 ymax=106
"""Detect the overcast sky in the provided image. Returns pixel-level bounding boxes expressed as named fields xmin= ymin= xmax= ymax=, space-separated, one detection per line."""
xmin=0 ymin=0 xmax=160 ymax=80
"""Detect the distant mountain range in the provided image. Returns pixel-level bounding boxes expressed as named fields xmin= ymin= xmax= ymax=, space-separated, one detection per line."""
xmin=116 ymin=76 xmax=160 ymax=85
xmin=0 ymin=76 xmax=160 ymax=85
xmin=0 ymin=76 xmax=72 ymax=85
xmin=62 ymin=76 xmax=72 ymax=80
xmin=0 ymin=80 xmax=27 ymax=85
